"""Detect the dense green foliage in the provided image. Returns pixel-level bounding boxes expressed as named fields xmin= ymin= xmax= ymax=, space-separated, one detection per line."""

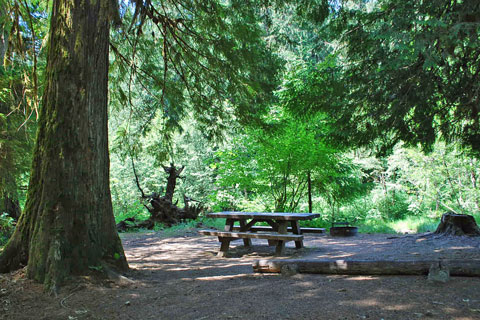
xmin=213 ymin=113 xmax=368 ymax=215
xmin=109 ymin=0 xmax=283 ymax=160
xmin=0 ymin=0 xmax=47 ymax=213
xmin=284 ymin=0 xmax=480 ymax=154
xmin=0 ymin=213 xmax=15 ymax=248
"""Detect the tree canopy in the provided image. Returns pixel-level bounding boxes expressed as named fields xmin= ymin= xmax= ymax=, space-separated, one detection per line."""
xmin=283 ymin=0 xmax=480 ymax=154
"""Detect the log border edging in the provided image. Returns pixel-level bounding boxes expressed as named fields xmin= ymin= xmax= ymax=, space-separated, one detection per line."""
xmin=252 ymin=259 xmax=480 ymax=277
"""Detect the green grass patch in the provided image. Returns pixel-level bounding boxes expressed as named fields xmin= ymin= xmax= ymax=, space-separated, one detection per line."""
xmin=300 ymin=218 xmax=330 ymax=229
xmin=358 ymin=220 xmax=397 ymax=234
xmin=154 ymin=217 xmax=226 ymax=236
xmin=117 ymin=216 xmax=227 ymax=237
xmin=357 ymin=215 xmax=440 ymax=234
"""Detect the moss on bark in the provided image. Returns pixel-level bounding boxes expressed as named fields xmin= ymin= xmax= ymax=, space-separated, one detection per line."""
xmin=0 ymin=0 xmax=128 ymax=290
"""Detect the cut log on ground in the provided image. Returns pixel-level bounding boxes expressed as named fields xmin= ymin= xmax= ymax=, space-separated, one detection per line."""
xmin=252 ymin=259 xmax=480 ymax=276
xmin=434 ymin=212 xmax=480 ymax=236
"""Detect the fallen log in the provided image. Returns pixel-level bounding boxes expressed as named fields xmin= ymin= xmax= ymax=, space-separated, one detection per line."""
xmin=252 ymin=259 xmax=480 ymax=277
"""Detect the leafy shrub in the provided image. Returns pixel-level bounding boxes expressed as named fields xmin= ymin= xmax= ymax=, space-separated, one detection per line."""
xmin=0 ymin=213 xmax=15 ymax=248
xmin=114 ymin=199 xmax=150 ymax=223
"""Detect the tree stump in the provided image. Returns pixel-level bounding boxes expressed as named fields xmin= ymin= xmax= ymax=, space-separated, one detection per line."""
xmin=434 ymin=212 xmax=480 ymax=236
xmin=125 ymin=161 xmax=203 ymax=231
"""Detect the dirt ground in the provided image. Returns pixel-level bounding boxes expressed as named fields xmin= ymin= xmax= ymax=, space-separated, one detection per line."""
xmin=1 ymin=230 xmax=480 ymax=320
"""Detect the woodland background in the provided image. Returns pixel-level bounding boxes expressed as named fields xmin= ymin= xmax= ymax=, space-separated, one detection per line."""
xmin=1 ymin=0 xmax=479 ymax=247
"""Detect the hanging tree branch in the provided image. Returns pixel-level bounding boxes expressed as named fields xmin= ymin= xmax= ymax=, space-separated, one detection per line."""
xmin=131 ymin=156 xmax=146 ymax=198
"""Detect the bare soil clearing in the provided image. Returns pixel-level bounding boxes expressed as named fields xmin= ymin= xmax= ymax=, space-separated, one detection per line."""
xmin=1 ymin=230 xmax=480 ymax=320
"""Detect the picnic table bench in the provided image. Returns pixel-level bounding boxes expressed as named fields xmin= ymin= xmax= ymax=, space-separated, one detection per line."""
xmin=199 ymin=211 xmax=321 ymax=256
xmin=231 ymin=226 xmax=325 ymax=233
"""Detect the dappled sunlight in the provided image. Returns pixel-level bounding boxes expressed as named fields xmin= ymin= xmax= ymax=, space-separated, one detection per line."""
xmin=449 ymin=246 xmax=477 ymax=250
xmin=167 ymin=262 xmax=252 ymax=272
xmin=344 ymin=276 xmax=380 ymax=281
xmin=384 ymin=304 xmax=414 ymax=311
xmin=344 ymin=298 xmax=381 ymax=307
xmin=104 ymin=232 xmax=480 ymax=319
xmin=333 ymin=243 xmax=359 ymax=247
xmin=181 ymin=273 xmax=276 ymax=281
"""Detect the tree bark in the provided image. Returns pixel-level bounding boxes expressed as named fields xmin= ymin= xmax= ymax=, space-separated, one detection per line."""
xmin=162 ymin=164 xmax=184 ymax=202
xmin=307 ymin=171 xmax=312 ymax=213
xmin=0 ymin=0 xmax=128 ymax=289
xmin=0 ymin=3 xmax=8 ymax=66
xmin=253 ymin=259 xmax=480 ymax=276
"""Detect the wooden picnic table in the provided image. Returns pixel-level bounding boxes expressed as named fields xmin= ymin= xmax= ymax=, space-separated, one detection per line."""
xmin=199 ymin=211 xmax=321 ymax=256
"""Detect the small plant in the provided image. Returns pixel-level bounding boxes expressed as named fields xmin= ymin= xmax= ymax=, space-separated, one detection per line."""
xmin=88 ymin=265 xmax=103 ymax=271
xmin=114 ymin=200 xmax=150 ymax=224
xmin=0 ymin=213 xmax=16 ymax=249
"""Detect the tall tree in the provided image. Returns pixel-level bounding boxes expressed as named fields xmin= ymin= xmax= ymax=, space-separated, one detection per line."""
xmin=0 ymin=0 xmax=128 ymax=290
xmin=0 ymin=0 xmax=47 ymax=221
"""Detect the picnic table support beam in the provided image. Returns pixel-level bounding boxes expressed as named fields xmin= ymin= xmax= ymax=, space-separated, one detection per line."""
xmin=275 ymin=241 xmax=285 ymax=256
xmin=266 ymin=220 xmax=279 ymax=230
xmin=241 ymin=219 xmax=258 ymax=231
xmin=225 ymin=219 xmax=235 ymax=231
xmin=274 ymin=221 xmax=289 ymax=256
xmin=290 ymin=221 xmax=303 ymax=249
xmin=239 ymin=220 xmax=252 ymax=247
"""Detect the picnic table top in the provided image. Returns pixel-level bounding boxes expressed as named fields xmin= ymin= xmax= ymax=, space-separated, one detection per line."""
xmin=207 ymin=211 xmax=320 ymax=221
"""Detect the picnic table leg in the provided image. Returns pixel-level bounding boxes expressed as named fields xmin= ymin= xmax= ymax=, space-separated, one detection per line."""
xmin=290 ymin=221 xmax=304 ymax=249
xmin=239 ymin=220 xmax=252 ymax=247
xmin=274 ymin=221 xmax=289 ymax=256
xmin=224 ymin=219 xmax=235 ymax=231
xmin=218 ymin=237 xmax=231 ymax=257
xmin=268 ymin=239 xmax=278 ymax=246
xmin=268 ymin=220 xmax=281 ymax=246
xmin=275 ymin=241 xmax=285 ymax=256
xmin=216 ymin=219 xmax=236 ymax=257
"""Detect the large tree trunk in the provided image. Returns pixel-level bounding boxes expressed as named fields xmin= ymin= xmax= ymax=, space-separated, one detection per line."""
xmin=0 ymin=0 xmax=128 ymax=289
xmin=434 ymin=212 xmax=480 ymax=236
